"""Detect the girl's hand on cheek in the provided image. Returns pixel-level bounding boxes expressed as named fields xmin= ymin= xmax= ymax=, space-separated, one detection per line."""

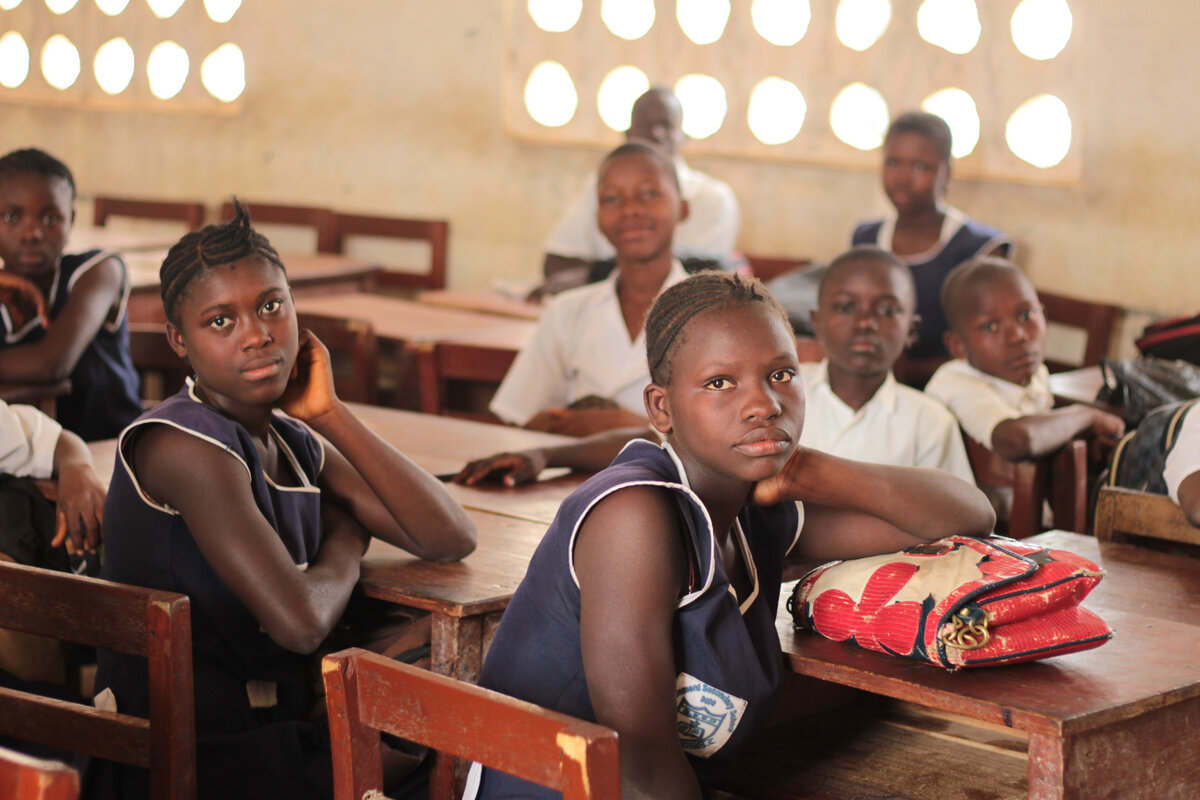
xmin=278 ymin=329 xmax=339 ymax=421
xmin=752 ymin=446 xmax=809 ymax=506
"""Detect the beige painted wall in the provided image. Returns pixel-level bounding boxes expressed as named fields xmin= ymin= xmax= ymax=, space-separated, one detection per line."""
xmin=3 ymin=1 xmax=1197 ymax=350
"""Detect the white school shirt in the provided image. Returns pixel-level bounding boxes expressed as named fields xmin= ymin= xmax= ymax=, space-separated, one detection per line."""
xmin=1163 ymin=409 xmax=1200 ymax=502
xmin=924 ymin=359 xmax=1054 ymax=448
xmin=489 ymin=260 xmax=690 ymax=426
xmin=797 ymin=361 xmax=975 ymax=484
xmin=0 ymin=400 xmax=62 ymax=479
xmin=542 ymin=159 xmax=740 ymax=261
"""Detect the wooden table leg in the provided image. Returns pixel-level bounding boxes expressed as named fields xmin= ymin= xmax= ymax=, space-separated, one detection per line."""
xmin=1028 ymin=693 xmax=1200 ymax=800
xmin=428 ymin=612 xmax=485 ymax=798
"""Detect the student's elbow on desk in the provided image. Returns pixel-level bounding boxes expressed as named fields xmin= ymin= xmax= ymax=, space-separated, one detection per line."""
xmin=412 ymin=513 xmax=478 ymax=563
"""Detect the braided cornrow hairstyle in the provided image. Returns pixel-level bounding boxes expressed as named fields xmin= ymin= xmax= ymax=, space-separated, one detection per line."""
xmin=159 ymin=198 xmax=285 ymax=325
xmin=0 ymin=148 xmax=76 ymax=197
xmin=645 ymin=271 xmax=790 ymax=385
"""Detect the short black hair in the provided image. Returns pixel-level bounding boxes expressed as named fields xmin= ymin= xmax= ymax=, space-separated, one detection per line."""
xmin=0 ymin=148 xmax=77 ymax=198
xmin=599 ymin=140 xmax=681 ymax=194
xmin=818 ymin=246 xmax=913 ymax=304
xmin=645 ymin=271 xmax=789 ymax=385
xmin=940 ymin=256 xmax=1032 ymax=333
xmin=886 ymin=111 xmax=953 ymax=163
xmin=159 ymin=198 xmax=286 ymax=325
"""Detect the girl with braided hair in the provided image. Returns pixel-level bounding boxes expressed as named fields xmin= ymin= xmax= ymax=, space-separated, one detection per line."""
xmin=468 ymin=271 xmax=994 ymax=799
xmin=85 ymin=200 xmax=476 ymax=799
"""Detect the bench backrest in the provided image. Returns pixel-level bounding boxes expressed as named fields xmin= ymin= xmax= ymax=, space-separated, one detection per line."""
xmin=0 ymin=745 xmax=79 ymax=800
xmin=322 ymin=648 xmax=619 ymax=800
xmin=0 ymin=561 xmax=195 ymax=800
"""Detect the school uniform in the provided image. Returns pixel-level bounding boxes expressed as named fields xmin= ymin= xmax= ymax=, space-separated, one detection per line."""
xmin=544 ymin=159 xmax=740 ymax=262
xmin=797 ymin=361 xmax=975 ymax=483
xmin=489 ymin=259 xmax=689 ymax=425
xmin=1164 ymin=410 xmax=1200 ymax=502
xmin=924 ymin=358 xmax=1053 ymax=448
xmin=86 ymin=380 xmax=332 ymax=800
xmin=0 ymin=250 xmax=142 ymax=441
xmin=0 ymin=400 xmax=60 ymax=478
xmin=852 ymin=208 xmax=1012 ymax=359
xmin=468 ymin=439 xmax=801 ymax=799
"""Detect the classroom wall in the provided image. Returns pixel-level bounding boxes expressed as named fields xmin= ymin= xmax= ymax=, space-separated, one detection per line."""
xmin=3 ymin=1 xmax=1197 ymax=348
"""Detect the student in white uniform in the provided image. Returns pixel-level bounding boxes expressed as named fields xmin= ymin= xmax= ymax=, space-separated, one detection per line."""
xmin=491 ymin=141 xmax=692 ymax=438
xmin=540 ymin=87 xmax=740 ymax=294
xmin=797 ymin=246 xmax=974 ymax=482
xmin=461 ymin=248 xmax=976 ymax=488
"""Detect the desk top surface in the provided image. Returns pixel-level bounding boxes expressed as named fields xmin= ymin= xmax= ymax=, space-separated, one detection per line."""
xmin=417 ymin=289 xmax=544 ymax=321
xmin=295 ymin=292 xmax=537 ymax=347
xmin=779 ymin=530 xmax=1200 ymax=736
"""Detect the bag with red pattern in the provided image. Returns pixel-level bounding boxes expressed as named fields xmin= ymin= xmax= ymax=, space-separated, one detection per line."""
xmin=787 ymin=535 xmax=1112 ymax=670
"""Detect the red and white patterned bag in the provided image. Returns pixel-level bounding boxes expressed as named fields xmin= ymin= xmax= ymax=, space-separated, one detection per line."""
xmin=788 ymin=536 xmax=1113 ymax=670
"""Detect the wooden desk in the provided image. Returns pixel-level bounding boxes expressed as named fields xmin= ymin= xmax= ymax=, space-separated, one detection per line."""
xmin=347 ymin=403 xmax=583 ymax=523
xmin=295 ymin=294 xmax=536 ymax=409
xmin=417 ymin=289 xmax=544 ymax=321
xmin=126 ymin=252 xmax=380 ymax=323
xmin=0 ymin=379 xmax=70 ymax=416
xmin=769 ymin=530 xmax=1200 ymax=800
xmin=295 ymin=292 xmax=536 ymax=346
xmin=70 ymin=225 xmax=180 ymax=253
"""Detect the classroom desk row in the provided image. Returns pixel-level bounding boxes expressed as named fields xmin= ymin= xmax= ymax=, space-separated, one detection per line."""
xmin=88 ymin=402 xmax=1200 ymax=799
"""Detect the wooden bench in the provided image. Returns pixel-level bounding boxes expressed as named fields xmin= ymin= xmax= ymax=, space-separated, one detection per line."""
xmin=322 ymin=648 xmax=619 ymax=800
xmin=0 ymin=745 xmax=79 ymax=800
xmin=0 ymin=561 xmax=195 ymax=800
xmin=1094 ymin=485 xmax=1200 ymax=550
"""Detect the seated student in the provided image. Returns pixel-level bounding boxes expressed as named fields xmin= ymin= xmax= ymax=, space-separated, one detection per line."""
xmin=799 ymin=246 xmax=973 ymax=481
xmin=851 ymin=111 xmax=1012 ymax=380
xmin=85 ymin=203 xmax=477 ymax=800
xmin=0 ymin=397 xmax=105 ymax=690
xmin=1163 ymin=411 xmax=1200 ymax=528
xmin=0 ymin=148 xmax=142 ymax=441
xmin=925 ymin=257 xmax=1124 ymax=521
xmin=465 ymin=272 xmax=995 ymax=800
xmin=456 ymin=247 xmax=974 ymax=487
xmin=540 ymin=86 xmax=740 ymax=295
xmin=490 ymin=140 xmax=692 ymax=437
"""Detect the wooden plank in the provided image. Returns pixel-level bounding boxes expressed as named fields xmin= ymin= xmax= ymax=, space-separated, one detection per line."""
xmin=719 ymin=704 xmax=1027 ymax=800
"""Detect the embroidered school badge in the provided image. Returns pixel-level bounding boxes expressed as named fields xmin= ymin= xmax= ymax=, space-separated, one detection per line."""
xmin=674 ymin=672 xmax=747 ymax=758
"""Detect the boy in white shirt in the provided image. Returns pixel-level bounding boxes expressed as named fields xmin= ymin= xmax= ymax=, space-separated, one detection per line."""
xmin=800 ymin=247 xmax=973 ymax=482
xmin=926 ymin=258 xmax=1124 ymax=523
